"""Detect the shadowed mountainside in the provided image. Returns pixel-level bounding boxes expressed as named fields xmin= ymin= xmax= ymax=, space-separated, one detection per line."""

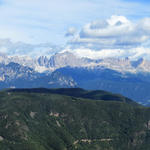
xmin=8 ymin=88 xmax=138 ymax=106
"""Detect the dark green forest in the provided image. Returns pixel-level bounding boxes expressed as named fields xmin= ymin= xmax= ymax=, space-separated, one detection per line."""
xmin=0 ymin=88 xmax=150 ymax=150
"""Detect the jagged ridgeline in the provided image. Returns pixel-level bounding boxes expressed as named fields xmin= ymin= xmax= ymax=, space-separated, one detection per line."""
xmin=0 ymin=88 xmax=150 ymax=150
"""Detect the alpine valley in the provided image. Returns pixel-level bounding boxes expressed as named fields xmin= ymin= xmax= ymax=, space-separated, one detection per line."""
xmin=1 ymin=51 xmax=150 ymax=105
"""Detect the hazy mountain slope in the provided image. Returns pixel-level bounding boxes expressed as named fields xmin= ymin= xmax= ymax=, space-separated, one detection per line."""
xmin=56 ymin=67 xmax=150 ymax=105
xmin=0 ymin=88 xmax=150 ymax=150
xmin=0 ymin=63 xmax=77 ymax=89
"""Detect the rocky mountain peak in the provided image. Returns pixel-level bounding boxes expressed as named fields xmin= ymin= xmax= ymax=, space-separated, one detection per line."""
xmin=37 ymin=56 xmax=49 ymax=66
xmin=48 ymin=51 xmax=86 ymax=68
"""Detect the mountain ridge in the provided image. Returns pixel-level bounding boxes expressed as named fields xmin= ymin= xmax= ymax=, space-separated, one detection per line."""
xmin=1 ymin=51 xmax=150 ymax=73
xmin=8 ymin=87 xmax=138 ymax=106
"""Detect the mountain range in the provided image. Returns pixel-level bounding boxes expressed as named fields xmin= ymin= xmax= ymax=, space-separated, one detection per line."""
xmin=1 ymin=51 xmax=150 ymax=105
xmin=2 ymin=51 xmax=150 ymax=73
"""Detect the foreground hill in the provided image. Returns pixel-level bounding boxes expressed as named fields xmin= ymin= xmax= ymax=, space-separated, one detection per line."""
xmin=0 ymin=88 xmax=150 ymax=150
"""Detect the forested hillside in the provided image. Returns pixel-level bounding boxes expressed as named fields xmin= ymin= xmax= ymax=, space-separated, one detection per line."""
xmin=0 ymin=88 xmax=150 ymax=150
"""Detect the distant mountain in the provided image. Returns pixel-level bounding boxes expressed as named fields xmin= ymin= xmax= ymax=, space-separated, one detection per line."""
xmin=0 ymin=62 xmax=37 ymax=81
xmin=0 ymin=62 xmax=77 ymax=89
xmin=1 ymin=51 xmax=150 ymax=105
xmin=43 ymin=52 xmax=150 ymax=73
xmin=56 ymin=66 xmax=150 ymax=105
xmin=0 ymin=88 xmax=150 ymax=150
xmin=1 ymin=51 xmax=150 ymax=73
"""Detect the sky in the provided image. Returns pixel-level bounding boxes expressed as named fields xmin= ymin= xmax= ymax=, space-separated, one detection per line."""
xmin=0 ymin=0 xmax=150 ymax=59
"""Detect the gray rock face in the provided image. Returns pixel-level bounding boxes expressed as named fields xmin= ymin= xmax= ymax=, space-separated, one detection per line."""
xmin=48 ymin=52 xmax=86 ymax=68
xmin=43 ymin=52 xmax=150 ymax=73
xmin=0 ymin=62 xmax=77 ymax=89
xmin=37 ymin=56 xmax=49 ymax=67
xmin=0 ymin=62 xmax=37 ymax=82
xmin=1 ymin=51 xmax=150 ymax=74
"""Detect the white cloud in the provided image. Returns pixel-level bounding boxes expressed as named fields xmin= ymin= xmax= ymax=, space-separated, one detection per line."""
xmin=68 ymin=16 xmax=150 ymax=49
xmin=72 ymin=48 xmax=125 ymax=59
xmin=107 ymin=15 xmax=130 ymax=25
xmin=65 ymin=27 xmax=77 ymax=37
xmin=0 ymin=0 xmax=150 ymax=57
xmin=0 ymin=39 xmax=61 ymax=57
xmin=64 ymin=16 xmax=150 ymax=59
xmin=63 ymin=46 xmax=150 ymax=60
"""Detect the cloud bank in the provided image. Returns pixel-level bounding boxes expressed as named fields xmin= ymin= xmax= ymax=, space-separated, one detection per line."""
xmin=68 ymin=16 xmax=150 ymax=49
xmin=64 ymin=16 xmax=150 ymax=60
xmin=65 ymin=27 xmax=77 ymax=37
xmin=0 ymin=12 xmax=150 ymax=60
xmin=0 ymin=39 xmax=61 ymax=57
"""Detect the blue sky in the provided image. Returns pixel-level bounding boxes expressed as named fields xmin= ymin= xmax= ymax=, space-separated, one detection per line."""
xmin=0 ymin=0 xmax=150 ymax=58
xmin=124 ymin=0 xmax=150 ymax=3
xmin=0 ymin=0 xmax=149 ymax=44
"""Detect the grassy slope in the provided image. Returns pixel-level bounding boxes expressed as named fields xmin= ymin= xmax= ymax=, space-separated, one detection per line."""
xmin=0 ymin=89 xmax=149 ymax=150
